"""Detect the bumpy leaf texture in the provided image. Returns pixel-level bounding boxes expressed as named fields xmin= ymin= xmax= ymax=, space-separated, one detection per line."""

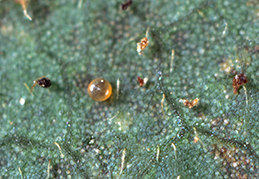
xmin=1 ymin=0 xmax=259 ymax=178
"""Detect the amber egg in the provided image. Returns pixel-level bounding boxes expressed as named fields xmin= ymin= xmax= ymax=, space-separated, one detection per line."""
xmin=87 ymin=78 xmax=112 ymax=101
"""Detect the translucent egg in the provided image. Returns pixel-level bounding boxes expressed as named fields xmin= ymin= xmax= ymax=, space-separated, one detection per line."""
xmin=87 ymin=78 xmax=112 ymax=101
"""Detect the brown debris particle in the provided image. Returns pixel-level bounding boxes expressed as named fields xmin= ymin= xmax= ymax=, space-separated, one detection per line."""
xmin=232 ymin=74 xmax=248 ymax=94
xmin=121 ymin=0 xmax=132 ymax=10
xmin=137 ymin=37 xmax=149 ymax=55
xmin=137 ymin=77 xmax=148 ymax=87
xmin=137 ymin=28 xmax=150 ymax=55
xmin=179 ymin=98 xmax=199 ymax=109
xmin=137 ymin=77 xmax=144 ymax=87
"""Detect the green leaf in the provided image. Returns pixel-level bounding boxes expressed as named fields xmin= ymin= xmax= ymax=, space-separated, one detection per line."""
xmin=1 ymin=0 xmax=259 ymax=178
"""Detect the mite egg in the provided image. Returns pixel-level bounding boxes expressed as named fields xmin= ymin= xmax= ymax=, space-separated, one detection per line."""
xmin=88 ymin=78 xmax=112 ymax=101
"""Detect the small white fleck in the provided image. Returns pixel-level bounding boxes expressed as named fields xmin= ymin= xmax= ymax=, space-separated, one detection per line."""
xmin=89 ymin=139 xmax=95 ymax=144
xmin=199 ymin=48 xmax=205 ymax=54
xmin=19 ymin=98 xmax=25 ymax=105
xmin=232 ymin=162 xmax=237 ymax=167
xmin=240 ymin=30 xmax=245 ymax=35
xmin=137 ymin=43 xmax=141 ymax=53
xmin=143 ymin=77 xmax=148 ymax=84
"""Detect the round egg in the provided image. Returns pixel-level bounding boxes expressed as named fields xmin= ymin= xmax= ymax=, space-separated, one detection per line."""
xmin=87 ymin=78 xmax=112 ymax=101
